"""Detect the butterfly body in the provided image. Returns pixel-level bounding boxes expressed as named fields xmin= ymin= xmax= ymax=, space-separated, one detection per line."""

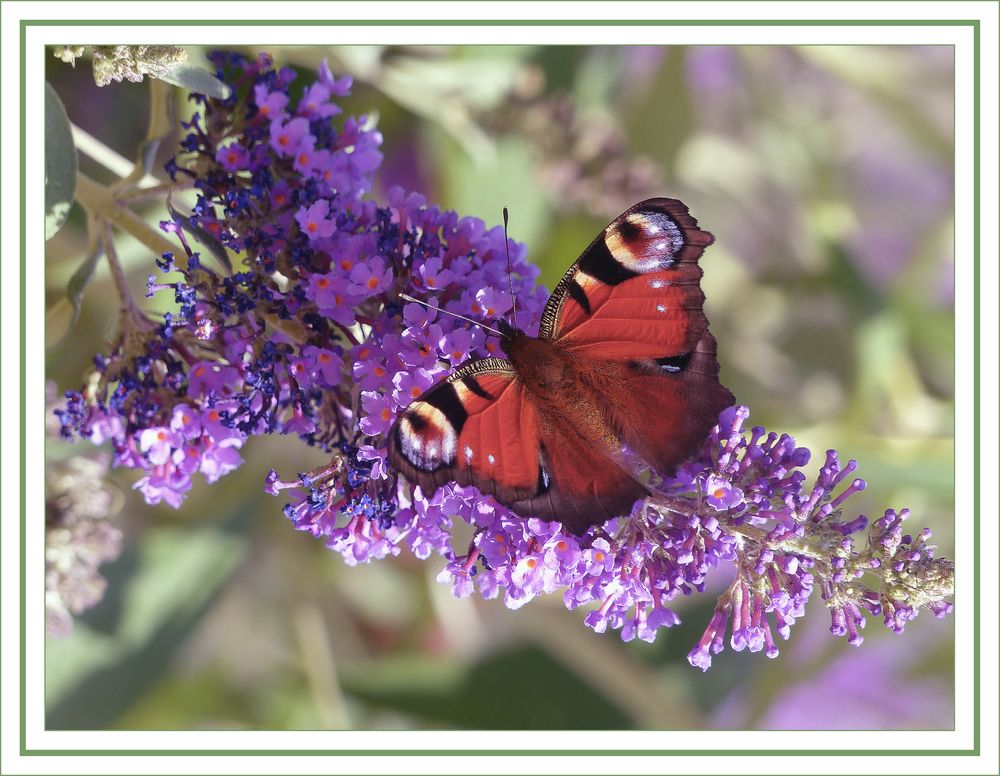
xmin=388 ymin=198 xmax=734 ymax=534
xmin=503 ymin=329 xmax=615 ymax=445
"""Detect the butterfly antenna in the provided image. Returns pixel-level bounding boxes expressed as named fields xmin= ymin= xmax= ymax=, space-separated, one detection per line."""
xmin=399 ymin=293 xmax=504 ymax=337
xmin=503 ymin=207 xmax=518 ymax=328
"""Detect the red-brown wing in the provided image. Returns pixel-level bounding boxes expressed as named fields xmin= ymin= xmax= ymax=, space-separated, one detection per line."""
xmin=508 ymin=412 xmax=650 ymax=535
xmin=582 ymin=330 xmax=734 ymax=478
xmin=538 ymin=198 xmax=714 ymax=361
xmin=387 ymin=358 xmax=543 ymax=504
xmin=387 ymin=358 xmax=648 ymax=535
xmin=536 ymin=197 xmax=733 ymax=480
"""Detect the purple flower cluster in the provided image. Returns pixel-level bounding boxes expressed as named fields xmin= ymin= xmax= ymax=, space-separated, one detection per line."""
xmin=57 ymin=52 xmax=544 ymax=515
xmin=57 ymin=52 xmax=952 ymax=669
xmin=432 ymin=405 xmax=953 ymax=669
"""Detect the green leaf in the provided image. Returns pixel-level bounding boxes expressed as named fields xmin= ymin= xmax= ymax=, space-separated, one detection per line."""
xmin=53 ymin=236 xmax=105 ymax=347
xmin=114 ymin=80 xmax=174 ymax=191
xmin=341 ymin=644 xmax=632 ymax=729
xmin=159 ymin=64 xmax=232 ymax=100
xmin=45 ymin=82 xmax=78 ymax=240
xmin=167 ymin=201 xmax=232 ymax=273
xmin=45 ymin=523 xmax=248 ymax=729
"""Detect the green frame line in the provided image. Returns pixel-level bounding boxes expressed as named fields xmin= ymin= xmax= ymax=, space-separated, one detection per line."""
xmin=971 ymin=17 xmax=982 ymax=763
xmin=19 ymin=15 xmax=28 ymax=760
xmin=23 ymin=17 xmax=979 ymax=759
xmin=20 ymin=18 xmax=983 ymax=26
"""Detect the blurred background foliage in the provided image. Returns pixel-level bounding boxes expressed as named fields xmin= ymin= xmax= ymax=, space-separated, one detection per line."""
xmin=44 ymin=44 xmax=955 ymax=731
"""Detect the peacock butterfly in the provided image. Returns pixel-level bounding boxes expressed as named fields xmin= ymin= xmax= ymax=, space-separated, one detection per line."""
xmin=387 ymin=198 xmax=734 ymax=535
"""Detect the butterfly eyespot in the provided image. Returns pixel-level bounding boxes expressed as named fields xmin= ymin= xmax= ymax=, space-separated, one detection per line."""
xmin=488 ymin=454 xmax=495 ymax=464
xmin=604 ymin=210 xmax=684 ymax=274
xmin=464 ymin=445 xmax=474 ymax=462
xmin=656 ymin=304 xmax=667 ymax=313
xmin=397 ymin=402 xmax=459 ymax=471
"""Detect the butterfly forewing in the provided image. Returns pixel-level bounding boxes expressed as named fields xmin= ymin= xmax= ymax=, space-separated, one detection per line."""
xmin=539 ymin=198 xmax=712 ymax=358
xmin=388 ymin=358 xmax=543 ymax=502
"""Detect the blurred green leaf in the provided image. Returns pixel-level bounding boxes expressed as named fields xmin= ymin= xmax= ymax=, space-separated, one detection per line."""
xmin=340 ymin=644 xmax=632 ymax=729
xmin=45 ymin=523 xmax=249 ymax=729
xmin=115 ymin=78 xmax=175 ymax=191
xmin=159 ymin=63 xmax=232 ymax=100
xmin=825 ymin=240 xmax=885 ymax=318
xmin=45 ymin=81 xmax=78 ymax=240
xmin=627 ymin=48 xmax=693 ymax=173
xmin=51 ymin=229 xmax=105 ymax=347
xmin=439 ymin=134 xmax=552 ymax=252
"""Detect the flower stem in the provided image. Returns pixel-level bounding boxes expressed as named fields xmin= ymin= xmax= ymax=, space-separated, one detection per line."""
xmin=100 ymin=223 xmax=151 ymax=331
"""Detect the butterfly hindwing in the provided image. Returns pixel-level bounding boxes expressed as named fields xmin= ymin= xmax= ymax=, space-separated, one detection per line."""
xmin=582 ymin=329 xmax=733 ymax=478
xmin=509 ymin=413 xmax=650 ymax=535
